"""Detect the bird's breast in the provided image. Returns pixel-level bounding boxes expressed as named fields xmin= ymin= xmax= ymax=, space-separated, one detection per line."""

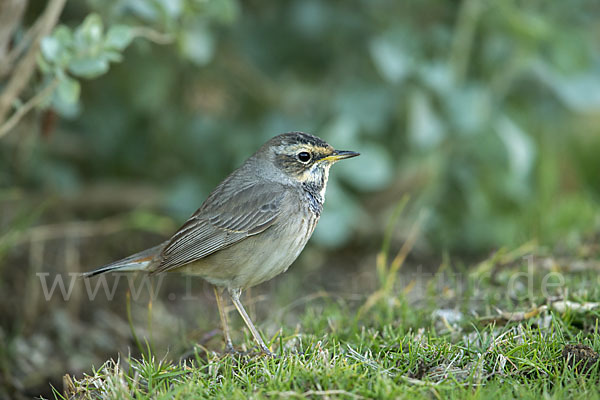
xmin=235 ymin=203 xmax=318 ymax=288
xmin=183 ymin=195 xmax=320 ymax=290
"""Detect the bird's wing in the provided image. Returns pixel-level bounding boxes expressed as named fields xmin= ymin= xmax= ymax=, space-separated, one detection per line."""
xmin=152 ymin=181 xmax=287 ymax=273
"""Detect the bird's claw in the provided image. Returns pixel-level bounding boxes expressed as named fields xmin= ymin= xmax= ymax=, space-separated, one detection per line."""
xmin=260 ymin=346 xmax=277 ymax=358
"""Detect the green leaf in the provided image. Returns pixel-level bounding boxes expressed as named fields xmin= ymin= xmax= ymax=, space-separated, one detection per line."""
xmin=337 ymin=143 xmax=394 ymax=192
xmin=40 ymin=36 xmax=60 ymax=62
xmin=105 ymin=25 xmax=134 ymax=50
xmin=103 ymin=49 xmax=123 ymax=63
xmin=123 ymin=0 xmax=160 ymax=21
xmin=40 ymin=26 xmax=73 ymax=65
xmin=50 ymin=77 xmax=81 ymax=118
xmin=74 ymin=13 xmax=104 ymax=49
xmin=156 ymin=0 xmax=183 ymax=19
xmin=445 ymin=85 xmax=491 ymax=135
xmin=179 ymin=25 xmax=215 ymax=66
xmin=37 ymin=53 xmax=52 ymax=74
xmin=495 ymin=115 xmax=536 ymax=179
xmin=408 ymin=90 xmax=445 ymax=150
xmin=322 ymin=115 xmax=360 ymax=148
xmin=68 ymin=57 xmax=109 ymax=78
xmin=54 ymin=25 xmax=74 ymax=47
xmin=313 ymin=181 xmax=361 ymax=247
xmin=369 ymin=33 xmax=412 ymax=84
xmin=56 ymin=76 xmax=81 ymax=105
xmin=535 ymin=63 xmax=600 ymax=112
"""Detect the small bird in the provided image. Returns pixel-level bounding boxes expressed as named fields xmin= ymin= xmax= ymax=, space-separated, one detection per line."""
xmin=85 ymin=132 xmax=359 ymax=355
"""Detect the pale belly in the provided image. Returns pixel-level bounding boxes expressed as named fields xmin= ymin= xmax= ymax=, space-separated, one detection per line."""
xmin=179 ymin=210 xmax=318 ymax=289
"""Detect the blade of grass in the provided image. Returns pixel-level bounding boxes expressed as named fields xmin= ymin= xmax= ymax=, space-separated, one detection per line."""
xmin=126 ymin=291 xmax=145 ymax=358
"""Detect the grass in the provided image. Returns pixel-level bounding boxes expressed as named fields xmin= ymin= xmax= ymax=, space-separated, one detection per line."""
xmin=52 ymin=241 xmax=600 ymax=400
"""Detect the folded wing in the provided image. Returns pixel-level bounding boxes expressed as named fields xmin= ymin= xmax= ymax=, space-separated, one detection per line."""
xmin=152 ymin=181 xmax=287 ymax=273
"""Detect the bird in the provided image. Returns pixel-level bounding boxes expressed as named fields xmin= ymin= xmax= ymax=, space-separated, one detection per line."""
xmin=84 ymin=132 xmax=359 ymax=355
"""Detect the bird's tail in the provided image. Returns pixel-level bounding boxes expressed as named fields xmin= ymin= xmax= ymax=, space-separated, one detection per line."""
xmin=83 ymin=242 xmax=166 ymax=278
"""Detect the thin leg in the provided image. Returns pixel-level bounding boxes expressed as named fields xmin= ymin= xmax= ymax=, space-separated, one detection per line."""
xmin=213 ymin=286 xmax=234 ymax=352
xmin=228 ymin=288 xmax=274 ymax=356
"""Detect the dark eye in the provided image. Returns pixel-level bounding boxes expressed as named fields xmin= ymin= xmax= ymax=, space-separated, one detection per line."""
xmin=297 ymin=151 xmax=311 ymax=163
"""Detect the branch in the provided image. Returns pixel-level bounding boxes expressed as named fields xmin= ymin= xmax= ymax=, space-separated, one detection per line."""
xmin=0 ymin=0 xmax=66 ymax=129
xmin=0 ymin=16 xmax=43 ymax=78
xmin=0 ymin=78 xmax=58 ymax=139
xmin=0 ymin=0 xmax=28 ymax=59
xmin=130 ymin=27 xmax=174 ymax=45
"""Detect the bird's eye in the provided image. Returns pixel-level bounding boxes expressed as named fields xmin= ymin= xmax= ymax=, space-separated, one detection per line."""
xmin=297 ymin=151 xmax=311 ymax=163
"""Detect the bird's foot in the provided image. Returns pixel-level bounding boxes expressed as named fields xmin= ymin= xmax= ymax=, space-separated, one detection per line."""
xmin=224 ymin=342 xmax=237 ymax=355
xmin=219 ymin=342 xmax=277 ymax=358
xmin=258 ymin=344 xmax=277 ymax=358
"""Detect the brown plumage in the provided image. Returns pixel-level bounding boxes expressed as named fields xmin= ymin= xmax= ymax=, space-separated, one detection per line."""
xmin=85 ymin=131 xmax=359 ymax=355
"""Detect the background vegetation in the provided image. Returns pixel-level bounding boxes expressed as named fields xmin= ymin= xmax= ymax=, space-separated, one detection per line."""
xmin=1 ymin=0 xmax=600 ymax=398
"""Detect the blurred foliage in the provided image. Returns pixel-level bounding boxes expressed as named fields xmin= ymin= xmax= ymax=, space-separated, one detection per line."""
xmin=3 ymin=2 xmax=600 ymax=398
xmin=3 ymin=0 xmax=600 ymax=251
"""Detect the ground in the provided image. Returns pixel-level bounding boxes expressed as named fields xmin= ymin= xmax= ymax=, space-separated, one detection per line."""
xmin=52 ymin=239 xmax=600 ymax=399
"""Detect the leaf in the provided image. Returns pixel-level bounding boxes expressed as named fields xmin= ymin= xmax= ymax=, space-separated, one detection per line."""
xmin=103 ymin=49 xmax=123 ymax=63
xmin=105 ymin=25 xmax=134 ymax=50
xmin=369 ymin=34 xmax=412 ymax=84
xmin=56 ymin=76 xmax=81 ymax=105
xmin=445 ymin=85 xmax=491 ymax=135
xmin=534 ymin=62 xmax=600 ymax=112
xmin=333 ymin=85 xmax=393 ymax=133
xmin=51 ymin=77 xmax=81 ymax=118
xmin=37 ymin=53 xmax=52 ymax=74
xmin=337 ymin=143 xmax=394 ymax=192
xmin=40 ymin=37 xmax=60 ymax=63
xmin=76 ymin=13 xmax=104 ymax=45
xmin=322 ymin=115 xmax=360 ymax=148
xmin=495 ymin=115 xmax=536 ymax=179
xmin=408 ymin=90 xmax=445 ymax=150
xmin=68 ymin=57 xmax=109 ymax=78
xmin=179 ymin=25 xmax=215 ymax=66
xmin=40 ymin=26 xmax=73 ymax=65
xmin=156 ymin=0 xmax=183 ymax=18
xmin=419 ymin=62 xmax=454 ymax=95
xmin=313 ymin=181 xmax=360 ymax=247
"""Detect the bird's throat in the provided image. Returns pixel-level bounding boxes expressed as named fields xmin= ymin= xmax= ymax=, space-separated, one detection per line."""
xmin=302 ymin=183 xmax=324 ymax=217
xmin=301 ymin=165 xmax=329 ymax=217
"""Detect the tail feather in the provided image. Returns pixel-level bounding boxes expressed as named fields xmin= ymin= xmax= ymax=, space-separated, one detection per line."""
xmin=84 ymin=242 xmax=166 ymax=278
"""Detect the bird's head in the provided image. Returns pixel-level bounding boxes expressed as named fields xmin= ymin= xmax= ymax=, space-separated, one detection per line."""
xmin=262 ymin=132 xmax=359 ymax=188
xmin=259 ymin=132 xmax=359 ymax=200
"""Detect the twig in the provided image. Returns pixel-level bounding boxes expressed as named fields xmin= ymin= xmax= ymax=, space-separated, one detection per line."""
xmin=7 ymin=214 xmax=129 ymax=246
xmin=0 ymin=78 xmax=58 ymax=138
xmin=0 ymin=0 xmax=28 ymax=75
xmin=0 ymin=0 xmax=66 ymax=128
xmin=130 ymin=27 xmax=174 ymax=45
xmin=0 ymin=14 xmax=44 ymax=78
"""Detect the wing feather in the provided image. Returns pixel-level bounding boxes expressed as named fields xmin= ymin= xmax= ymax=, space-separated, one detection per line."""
xmin=152 ymin=181 xmax=286 ymax=273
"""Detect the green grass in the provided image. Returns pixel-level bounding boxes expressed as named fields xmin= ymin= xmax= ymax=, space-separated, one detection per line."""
xmin=53 ymin=246 xmax=600 ymax=400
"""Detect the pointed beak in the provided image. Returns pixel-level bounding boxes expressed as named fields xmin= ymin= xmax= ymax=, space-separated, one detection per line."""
xmin=322 ymin=150 xmax=360 ymax=163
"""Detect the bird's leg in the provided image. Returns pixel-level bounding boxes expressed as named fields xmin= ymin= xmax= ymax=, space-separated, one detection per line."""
xmin=213 ymin=286 xmax=234 ymax=353
xmin=228 ymin=288 xmax=274 ymax=356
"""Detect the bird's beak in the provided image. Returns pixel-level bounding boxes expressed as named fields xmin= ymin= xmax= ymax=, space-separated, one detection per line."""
xmin=322 ymin=150 xmax=360 ymax=163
